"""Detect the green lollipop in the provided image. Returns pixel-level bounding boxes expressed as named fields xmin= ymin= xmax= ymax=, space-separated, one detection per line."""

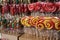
xmin=12 ymin=23 xmax=14 ymax=28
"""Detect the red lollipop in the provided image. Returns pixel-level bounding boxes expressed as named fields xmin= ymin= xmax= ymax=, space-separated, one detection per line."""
xmin=19 ymin=4 xmax=21 ymax=13
xmin=55 ymin=2 xmax=60 ymax=11
xmin=16 ymin=4 xmax=19 ymax=14
xmin=21 ymin=4 xmax=24 ymax=13
xmin=2 ymin=4 xmax=8 ymax=15
xmin=24 ymin=4 xmax=28 ymax=13
xmin=19 ymin=4 xmax=24 ymax=13
xmin=28 ymin=3 xmax=35 ymax=12
xmin=10 ymin=4 xmax=15 ymax=15
xmin=40 ymin=2 xmax=46 ymax=12
xmin=2 ymin=6 xmax=5 ymax=15
xmin=44 ymin=2 xmax=56 ymax=12
xmin=28 ymin=16 xmax=34 ymax=26
xmin=34 ymin=2 xmax=41 ymax=11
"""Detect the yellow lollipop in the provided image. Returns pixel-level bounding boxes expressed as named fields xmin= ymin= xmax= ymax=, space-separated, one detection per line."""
xmin=21 ymin=17 xmax=26 ymax=25
xmin=55 ymin=19 xmax=60 ymax=30
xmin=51 ymin=17 xmax=59 ymax=23
xmin=24 ymin=17 xmax=31 ymax=27
xmin=36 ymin=22 xmax=44 ymax=30
xmin=32 ymin=16 xmax=39 ymax=26
xmin=43 ymin=17 xmax=53 ymax=30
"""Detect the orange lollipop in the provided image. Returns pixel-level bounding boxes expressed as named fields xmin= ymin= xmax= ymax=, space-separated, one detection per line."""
xmin=24 ymin=16 xmax=31 ymax=27
xmin=55 ymin=21 xmax=60 ymax=30
xmin=43 ymin=17 xmax=54 ymax=30
xmin=35 ymin=16 xmax=44 ymax=30
xmin=21 ymin=17 xmax=27 ymax=26
xmin=36 ymin=22 xmax=44 ymax=30
xmin=32 ymin=16 xmax=39 ymax=27
xmin=51 ymin=17 xmax=59 ymax=23
xmin=54 ymin=17 xmax=60 ymax=30
xmin=27 ymin=16 xmax=34 ymax=26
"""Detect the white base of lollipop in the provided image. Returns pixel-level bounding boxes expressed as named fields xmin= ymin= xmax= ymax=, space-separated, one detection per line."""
xmin=24 ymin=27 xmax=39 ymax=37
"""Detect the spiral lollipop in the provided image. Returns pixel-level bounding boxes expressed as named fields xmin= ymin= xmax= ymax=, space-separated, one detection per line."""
xmin=55 ymin=2 xmax=60 ymax=11
xmin=36 ymin=16 xmax=45 ymax=30
xmin=36 ymin=22 xmax=44 ymax=31
xmin=21 ymin=16 xmax=31 ymax=27
xmin=44 ymin=17 xmax=54 ymax=30
xmin=31 ymin=16 xmax=39 ymax=27
xmin=24 ymin=17 xmax=31 ymax=27
xmin=44 ymin=2 xmax=56 ymax=12
xmin=21 ymin=16 xmax=26 ymax=26
xmin=54 ymin=18 xmax=60 ymax=30
xmin=51 ymin=17 xmax=59 ymax=23
xmin=28 ymin=3 xmax=35 ymax=12
xmin=27 ymin=16 xmax=34 ymax=26
xmin=40 ymin=2 xmax=46 ymax=13
xmin=34 ymin=2 xmax=41 ymax=12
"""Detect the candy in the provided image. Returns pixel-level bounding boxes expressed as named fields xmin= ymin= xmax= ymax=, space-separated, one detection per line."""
xmin=44 ymin=2 xmax=56 ymax=12
xmin=21 ymin=16 xmax=60 ymax=30
xmin=28 ymin=3 xmax=35 ymax=12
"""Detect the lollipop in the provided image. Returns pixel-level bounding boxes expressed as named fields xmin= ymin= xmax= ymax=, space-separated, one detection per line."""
xmin=55 ymin=21 xmax=60 ymax=30
xmin=36 ymin=16 xmax=44 ymax=25
xmin=51 ymin=17 xmax=59 ymax=23
xmin=28 ymin=3 xmax=35 ymax=12
xmin=21 ymin=16 xmax=31 ymax=27
xmin=32 ymin=16 xmax=39 ymax=26
xmin=40 ymin=2 xmax=46 ymax=12
xmin=54 ymin=17 xmax=60 ymax=30
xmin=21 ymin=17 xmax=26 ymax=25
xmin=15 ymin=4 xmax=19 ymax=14
xmin=55 ymin=2 xmax=60 ymax=11
xmin=27 ymin=16 xmax=34 ymax=26
xmin=2 ymin=4 xmax=8 ymax=15
xmin=2 ymin=6 xmax=4 ymax=15
xmin=44 ymin=2 xmax=56 ymax=12
xmin=20 ymin=4 xmax=24 ymax=13
xmin=24 ymin=17 xmax=31 ymax=27
xmin=34 ymin=2 xmax=41 ymax=11
xmin=23 ymin=4 xmax=28 ymax=13
xmin=19 ymin=4 xmax=24 ymax=13
xmin=44 ymin=17 xmax=53 ymax=29
xmin=35 ymin=16 xmax=44 ymax=30
xmin=36 ymin=22 xmax=44 ymax=30
xmin=10 ymin=4 xmax=15 ymax=15
xmin=19 ymin=4 xmax=21 ymax=13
